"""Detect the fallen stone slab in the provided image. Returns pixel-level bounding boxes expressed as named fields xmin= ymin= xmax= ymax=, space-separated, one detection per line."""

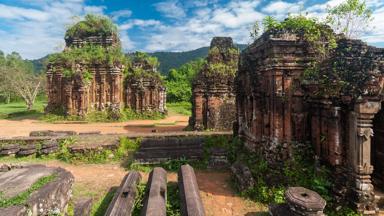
xmin=41 ymin=139 xmax=59 ymax=149
xmin=29 ymin=130 xmax=53 ymax=137
xmin=141 ymin=167 xmax=167 ymax=216
xmin=105 ymin=171 xmax=142 ymax=216
xmin=0 ymin=144 xmax=20 ymax=156
xmin=0 ymin=165 xmax=74 ymax=216
xmin=40 ymin=140 xmax=59 ymax=155
xmin=74 ymin=198 xmax=93 ymax=216
xmin=51 ymin=130 xmax=77 ymax=136
xmin=40 ymin=146 xmax=59 ymax=155
xmin=0 ymin=165 xmax=56 ymax=198
xmin=17 ymin=144 xmax=37 ymax=156
xmin=0 ymin=206 xmax=27 ymax=216
xmin=30 ymin=130 xmax=77 ymax=137
xmin=79 ymin=131 xmax=101 ymax=135
xmin=0 ymin=164 xmax=23 ymax=172
xmin=178 ymin=164 xmax=205 ymax=216
xmin=27 ymin=167 xmax=74 ymax=215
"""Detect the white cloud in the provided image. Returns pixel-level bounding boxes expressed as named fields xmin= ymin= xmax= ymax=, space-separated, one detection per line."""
xmin=306 ymin=0 xmax=384 ymax=43
xmin=84 ymin=6 xmax=105 ymax=14
xmin=0 ymin=1 xmax=105 ymax=59
xmin=0 ymin=4 xmax=49 ymax=21
xmin=154 ymin=0 xmax=186 ymax=19
xmin=111 ymin=9 xmax=132 ymax=21
xmin=120 ymin=31 xmax=135 ymax=51
xmin=143 ymin=0 xmax=263 ymax=52
xmin=1 ymin=0 xmax=383 ymax=59
xmin=119 ymin=19 xmax=162 ymax=31
xmin=262 ymin=1 xmax=303 ymax=15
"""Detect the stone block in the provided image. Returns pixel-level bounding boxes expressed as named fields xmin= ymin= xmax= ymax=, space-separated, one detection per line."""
xmin=0 ymin=206 xmax=27 ymax=216
xmin=178 ymin=164 xmax=205 ymax=216
xmin=105 ymin=171 xmax=142 ymax=216
xmin=0 ymin=144 xmax=20 ymax=156
xmin=16 ymin=144 xmax=37 ymax=156
xmin=0 ymin=165 xmax=74 ymax=216
xmin=141 ymin=167 xmax=167 ymax=216
xmin=74 ymin=198 xmax=93 ymax=216
xmin=27 ymin=167 xmax=74 ymax=215
xmin=285 ymin=187 xmax=326 ymax=216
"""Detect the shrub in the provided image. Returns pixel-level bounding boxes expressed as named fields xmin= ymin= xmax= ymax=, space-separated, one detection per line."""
xmin=65 ymin=14 xmax=118 ymax=39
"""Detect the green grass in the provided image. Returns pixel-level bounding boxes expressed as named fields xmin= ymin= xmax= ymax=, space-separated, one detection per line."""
xmin=40 ymin=109 xmax=166 ymax=123
xmin=0 ymin=100 xmax=46 ymax=120
xmin=91 ymin=188 xmax=117 ymax=216
xmin=0 ymin=174 xmax=56 ymax=208
xmin=167 ymin=102 xmax=191 ymax=116
xmin=132 ymin=184 xmax=146 ymax=216
xmin=131 ymin=183 xmax=181 ymax=216
xmin=166 ymin=183 xmax=181 ymax=216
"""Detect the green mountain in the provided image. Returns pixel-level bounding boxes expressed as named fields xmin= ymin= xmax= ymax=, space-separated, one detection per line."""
xmin=149 ymin=44 xmax=247 ymax=75
xmin=31 ymin=44 xmax=248 ymax=75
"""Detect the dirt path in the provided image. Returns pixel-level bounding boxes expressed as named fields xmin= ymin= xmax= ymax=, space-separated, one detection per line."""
xmin=19 ymin=160 xmax=266 ymax=216
xmin=0 ymin=115 xmax=189 ymax=138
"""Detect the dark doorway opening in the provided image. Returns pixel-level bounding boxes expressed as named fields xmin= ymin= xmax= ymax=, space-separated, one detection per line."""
xmin=372 ymin=106 xmax=384 ymax=188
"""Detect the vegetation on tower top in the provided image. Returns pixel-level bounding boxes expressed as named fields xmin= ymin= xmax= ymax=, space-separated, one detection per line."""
xmin=126 ymin=52 xmax=162 ymax=80
xmin=65 ymin=14 xmax=119 ymax=39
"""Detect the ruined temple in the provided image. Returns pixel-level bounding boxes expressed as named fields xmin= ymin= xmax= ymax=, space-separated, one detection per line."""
xmin=124 ymin=53 xmax=166 ymax=113
xmin=46 ymin=38 xmax=123 ymax=116
xmin=46 ymin=15 xmax=166 ymax=116
xmin=190 ymin=37 xmax=239 ymax=130
xmin=236 ymin=30 xmax=384 ymax=214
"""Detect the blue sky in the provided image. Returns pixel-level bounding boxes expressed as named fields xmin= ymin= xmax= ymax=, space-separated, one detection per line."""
xmin=0 ymin=0 xmax=383 ymax=59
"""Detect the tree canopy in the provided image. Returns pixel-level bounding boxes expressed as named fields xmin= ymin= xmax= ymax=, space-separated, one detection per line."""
xmin=326 ymin=0 xmax=373 ymax=38
xmin=0 ymin=52 xmax=44 ymax=109
xmin=165 ymin=58 xmax=205 ymax=102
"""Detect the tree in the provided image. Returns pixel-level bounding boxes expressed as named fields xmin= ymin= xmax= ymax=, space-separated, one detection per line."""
xmin=326 ymin=0 xmax=373 ymax=38
xmin=0 ymin=52 xmax=44 ymax=110
xmin=165 ymin=58 xmax=205 ymax=103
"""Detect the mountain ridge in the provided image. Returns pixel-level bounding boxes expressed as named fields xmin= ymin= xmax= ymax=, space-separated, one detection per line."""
xmin=30 ymin=44 xmax=248 ymax=75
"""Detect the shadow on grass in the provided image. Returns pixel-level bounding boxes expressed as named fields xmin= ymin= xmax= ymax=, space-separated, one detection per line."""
xmin=93 ymin=187 xmax=118 ymax=216
xmin=4 ymin=110 xmax=44 ymax=120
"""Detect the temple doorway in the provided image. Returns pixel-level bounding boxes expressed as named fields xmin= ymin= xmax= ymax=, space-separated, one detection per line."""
xmin=372 ymin=106 xmax=384 ymax=187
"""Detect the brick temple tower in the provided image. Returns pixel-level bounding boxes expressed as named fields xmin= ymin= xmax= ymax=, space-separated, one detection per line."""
xmin=190 ymin=37 xmax=239 ymax=130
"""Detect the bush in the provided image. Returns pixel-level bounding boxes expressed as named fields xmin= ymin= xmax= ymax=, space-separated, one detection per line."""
xmin=65 ymin=14 xmax=118 ymax=39
xmin=165 ymin=59 xmax=204 ymax=103
xmin=235 ymin=139 xmax=361 ymax=215
xmin=56 ymin=137 xmax=140 ymax=164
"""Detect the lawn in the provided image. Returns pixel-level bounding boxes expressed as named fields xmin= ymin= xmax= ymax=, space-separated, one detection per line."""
xmin=0 ymin=100 xmax=191 ymax=121
xmin=0 ymin=100 xmax=46 ymax=120
xmin=167 ymin=102 xmax=192 ymax=116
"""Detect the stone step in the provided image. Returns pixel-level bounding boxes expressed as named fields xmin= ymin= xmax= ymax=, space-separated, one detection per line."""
xmin=134 ymin=157 xmax=201 ymax=164
xmin=134 ymin=150 xmax=203 ymax=159
xmin=140 ymin=137 xmax=204 ymax=148
xmin=138 ymin=145 xmax=202 ymax=152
